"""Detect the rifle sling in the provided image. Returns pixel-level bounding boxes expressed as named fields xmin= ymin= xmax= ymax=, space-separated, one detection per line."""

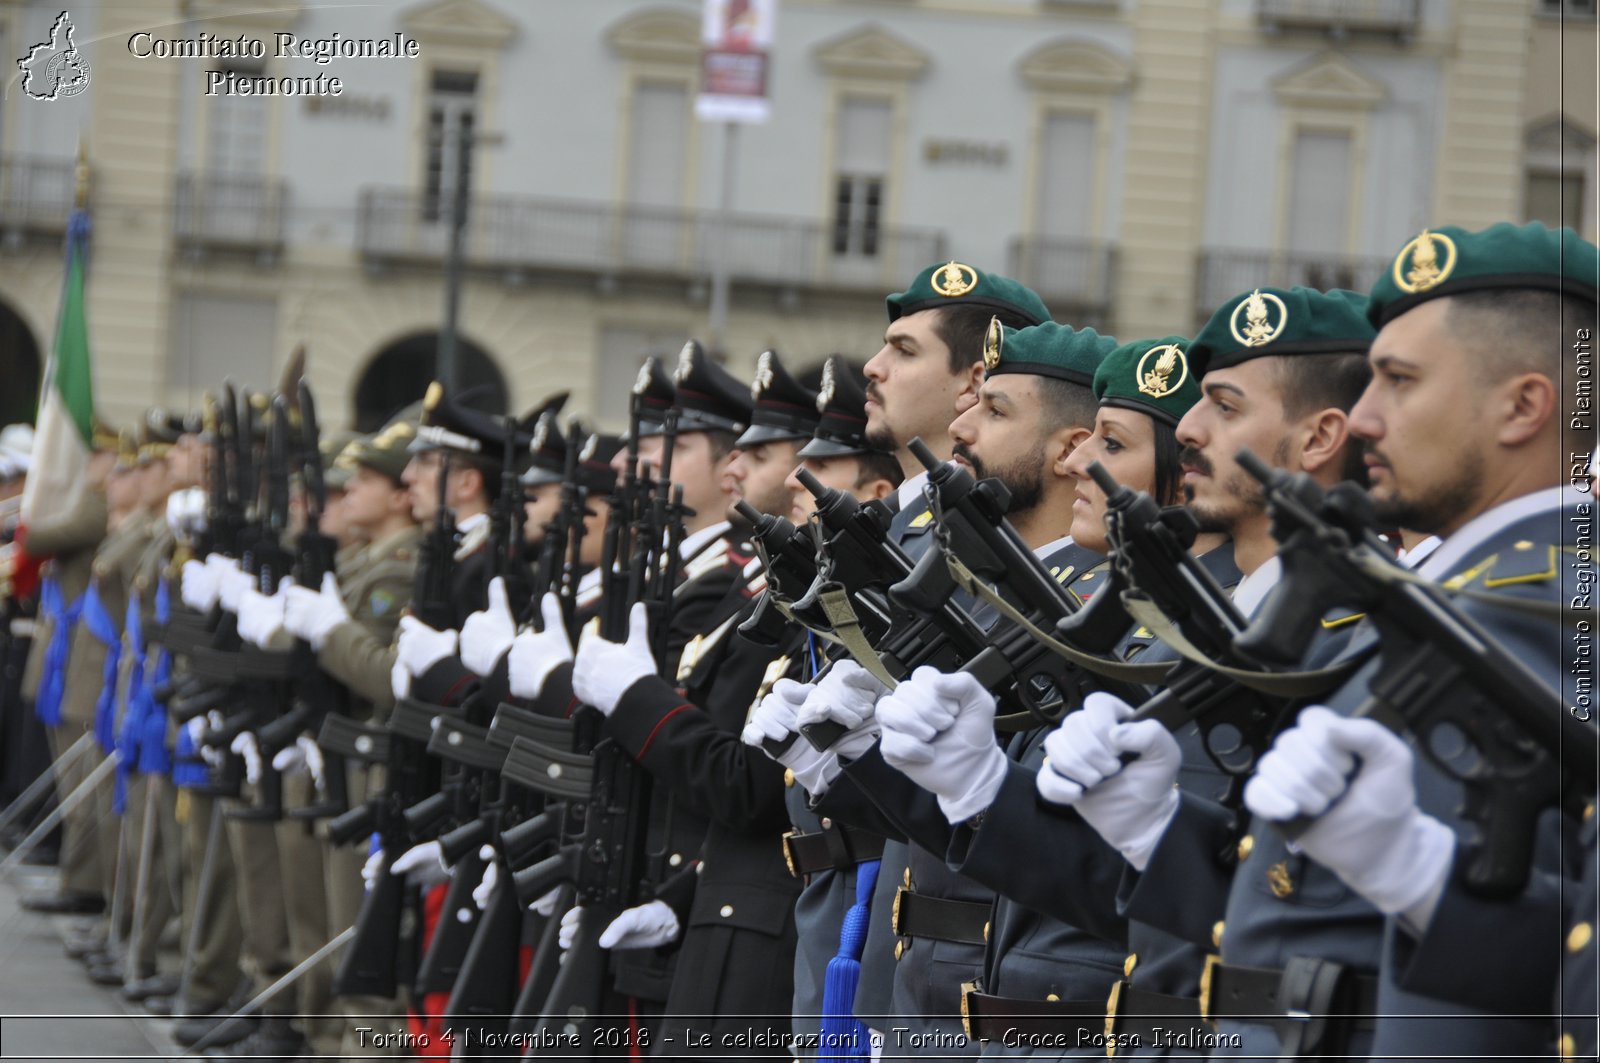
xmin=816 ymin=585 xmax=900 ymax=691
xmin=941 ymin=551 xmax=1174 ymax=685
xmin=1119 ymin=595 xmax=1359 ymax=698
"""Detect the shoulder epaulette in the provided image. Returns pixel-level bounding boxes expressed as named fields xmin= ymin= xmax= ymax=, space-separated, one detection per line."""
xmin=908 ymin=510 xmax=935 ymax=530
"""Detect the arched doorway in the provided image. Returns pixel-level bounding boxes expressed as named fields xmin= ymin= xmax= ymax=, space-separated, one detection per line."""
xmin=352 ymin=332 xmax=508 ymax=431
xmin=0 ymin=300 xmax=41 ymax=427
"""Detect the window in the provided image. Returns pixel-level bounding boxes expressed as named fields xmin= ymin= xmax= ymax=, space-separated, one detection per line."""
xmin=1035 ymin=112 xmax=1096 ymax=240
xmin=627 ymin=82 xmax=690 ymax=208
xmin=1539 ymin=0 xmax=1596 ymax=15
xmin=1525 ymin=171 xmax=1586 ymax=230
xmin=831 ymin=98 xmax=891 ymax=257
xmin=423 ymin=70 xmax=479 ymax=223
xmin=1285 ymin=130 xmax=1352 ymax=260
xmin=208 ymin=60 xmax=267 ymax=177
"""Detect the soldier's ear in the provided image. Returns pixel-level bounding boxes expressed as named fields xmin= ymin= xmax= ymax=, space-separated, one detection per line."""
xmin=1052 ymin=427 xmax=1094 ymax=476
xmin=1295 ymin=408 xmax=1350 ymax=482
xmin=1493 ymin=370 xmax=1557 ymax=448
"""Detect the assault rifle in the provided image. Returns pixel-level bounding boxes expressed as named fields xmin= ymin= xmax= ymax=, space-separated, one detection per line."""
xmin=520 ymin=403 xmax=683 ymax=1051
xmin=1078 ymin=460 xmax=1313 ymax=795
xmin=1235 ymin=450 xmax=1597 ymax=898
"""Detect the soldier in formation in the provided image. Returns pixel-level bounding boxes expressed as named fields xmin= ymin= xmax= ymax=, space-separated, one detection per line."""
xmin=0 ymin=220 xmax=1593 ymax=1063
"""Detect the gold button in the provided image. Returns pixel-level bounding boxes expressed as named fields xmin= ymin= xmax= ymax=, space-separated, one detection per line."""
xmin=820 ymin=817 xmax=832 ymax=830
xmin=1045 ymin=993 xmax=1060 ymax=1002
xmin=903 ymin=867 xmax=912 ymax=887
xmin=1267 ymin=861 xmax=1295 ymax=899
xmin=1569 ymin=922 xmax=1593 ymax=953
xmin=1514 ymin=540 xmax=1534 ymax=551
xmin=784 ymin=769 xmax=796 ymax=788
xmin=719 ymin=904 xmax=734 ymax=918
xmin=983 ymin=921 xmax=990 ymax=942
xmin=1123 ymin=954 xmax=1138 ymax=977
xmin=1236 ymin=835 xmax=1254 ymax=862
xmin=1559 ymin=1032 xmax=1575 ymax=1060
xmin=1211 ymin=921 xmax=1225 ymax=949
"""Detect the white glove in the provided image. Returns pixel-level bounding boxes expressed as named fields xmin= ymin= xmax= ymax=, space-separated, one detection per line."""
xmin=507 ymin=593 xmax=574 ymax=699
xmin=795 ymin=660 xmax=888 ymax=739
xmin=282 ymin=572 xmax=349 ymax=650
xmin=742 ymin=678 xmax=846 ymax=794
xmin=1244 ymin=706 xmax=1455 ymax=924
xmin=230 ymin=731 xmax=263 ymax=786
xmin=297 ymin=734 xmax=326 ymax=791
xmin=362 ymin=848 xmax=384 ymax=892
xmin=390 ymin=840 xmax=452 ymax=889
xmin=460 ymin=577 xmax=518 ymax=676
xmin=472 ymin=846 xmax=499 ymax=911
xmin=199 ymin=710 xmax=226 ymax=768
xmin=390 ymin=654 xmax=411 ymax=700
xmin=237 ymin=578 xmax=290 ymax=649
xmin=529 ymin=886 xmax=562 ymax=917
xmin=877 ymin=668 xmax=1008 ymax=824
xmin=166 ymin=487 xmax=206 ymax=537
xmin=217 ymin=564 xmax=253 ymax=614
xmin=571 ymin=603 xmax=656 ymax=716
xmin=598 ymin=899 xmax=680 ymax=950
xmin=395 ymin=616 xmax=459 ymax=681
xmin=181 ymin=558 xmax=221 ymax=612
xmin=558 ymin=905 xmax=584 ymax=950
xmin=271 ymin=742 xmax=306 ymax=776
xmin=184 ymin=715 xmax=208 ymax=748
xmin=1036 ymin=692 xmax=1182 ymax=871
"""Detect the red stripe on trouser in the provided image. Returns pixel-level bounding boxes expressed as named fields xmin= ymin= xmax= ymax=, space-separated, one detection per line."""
xmin=407 ymin=881 xmax=451 ymax=1059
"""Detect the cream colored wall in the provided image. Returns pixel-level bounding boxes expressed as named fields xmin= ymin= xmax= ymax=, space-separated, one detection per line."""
xmin=0 ymin=0 xmax=1581 ymax=431
xmin=82 ymin=0 xmax=181 ymax=431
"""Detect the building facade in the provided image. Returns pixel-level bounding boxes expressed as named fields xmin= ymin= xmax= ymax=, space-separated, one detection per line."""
xmin=0 ymin=0 xmax=1592 ymax=431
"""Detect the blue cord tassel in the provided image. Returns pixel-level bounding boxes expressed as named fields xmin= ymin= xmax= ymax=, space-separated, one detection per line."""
xmin=818 ymin=857 xmax=880 ymax=1062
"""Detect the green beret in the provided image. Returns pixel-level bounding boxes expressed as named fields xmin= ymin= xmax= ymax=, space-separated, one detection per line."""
xmin=1189 ymin=287 xmax=1375 ymax=375
xmin=347 ymin=401 xmax=421 ymax=481
xmin=886 ymin=260 xmax=1050 ymax=327
xmin=1092 ymin=336 xmax=1200 ymax=427
xmin=983 ymin=318 xmax=1116 ymax=386
xmin=1367 ymin=222 xmax=1600 ymax=328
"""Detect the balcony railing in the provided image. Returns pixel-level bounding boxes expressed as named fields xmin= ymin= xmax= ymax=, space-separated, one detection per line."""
xmin=357 ymin=188 xmax=947 ymax=294
xmin=0 ymin=156 xmax=76 ymax=243
xmin=174 ymin=173 xmax=287 ymax=259
xmin=1196 ymin=247 xmax=1391 ymax=323
xmin=1257 ymin=0 xmax=1421 ymax=38
xmin=1007 ymin=236 xmax=1116 ymax=324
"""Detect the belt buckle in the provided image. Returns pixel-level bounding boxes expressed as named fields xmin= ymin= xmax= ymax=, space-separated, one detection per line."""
xmin=1104 ymin=979 xmax=1125 ymax=1059
xmin=959 ymin=980 xmax=979 ymax=1040
xmin=780 ymin=829 xmax=801 ymax=878
xmin=1198 ymin=954 xmax=1220 ymax=1026
xmin=891 ymin=884 xmax=909 ymax=936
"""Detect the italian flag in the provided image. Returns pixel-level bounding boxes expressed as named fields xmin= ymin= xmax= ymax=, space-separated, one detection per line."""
xmin=14 ymin=208 xmax=94 ymax=596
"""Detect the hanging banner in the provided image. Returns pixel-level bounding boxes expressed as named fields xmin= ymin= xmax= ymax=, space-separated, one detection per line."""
xmin=695 ymin=0 xmax=777 ymax=124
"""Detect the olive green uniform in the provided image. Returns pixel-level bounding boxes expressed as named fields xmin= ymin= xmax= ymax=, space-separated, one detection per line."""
xmin=21 ymin=488 xmax=109 ymax=900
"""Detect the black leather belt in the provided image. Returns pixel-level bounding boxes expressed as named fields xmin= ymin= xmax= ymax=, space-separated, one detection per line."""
xmin=1201 ymin=957 xmax=1378 ymax=1056
xmin=780 ymin=824 xmax=886 ymax=877
xmin=891 ymin=888 xmax=989 ymax=945
xmin=1104 ymin=981 xmax=1207 ymax=1057
xmin=960 ymin=983 xmax=1104 ymax=1042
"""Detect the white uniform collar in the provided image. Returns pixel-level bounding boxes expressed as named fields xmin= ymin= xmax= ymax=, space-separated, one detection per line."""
xmin=679 ymin=520 xmax=731 ymax=560
xmin=456 ymin=511 xmax=488 ymax=535
xmin=1033 ymin=534 xmax=1075 ymax=560
xmin=896 ymin=469 xmax=931 ymax=512
xmin=1231 ymin=555 xmax=1283 ymax=618
xmin=1415 ymin=485 xmax=1580 ymax=580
